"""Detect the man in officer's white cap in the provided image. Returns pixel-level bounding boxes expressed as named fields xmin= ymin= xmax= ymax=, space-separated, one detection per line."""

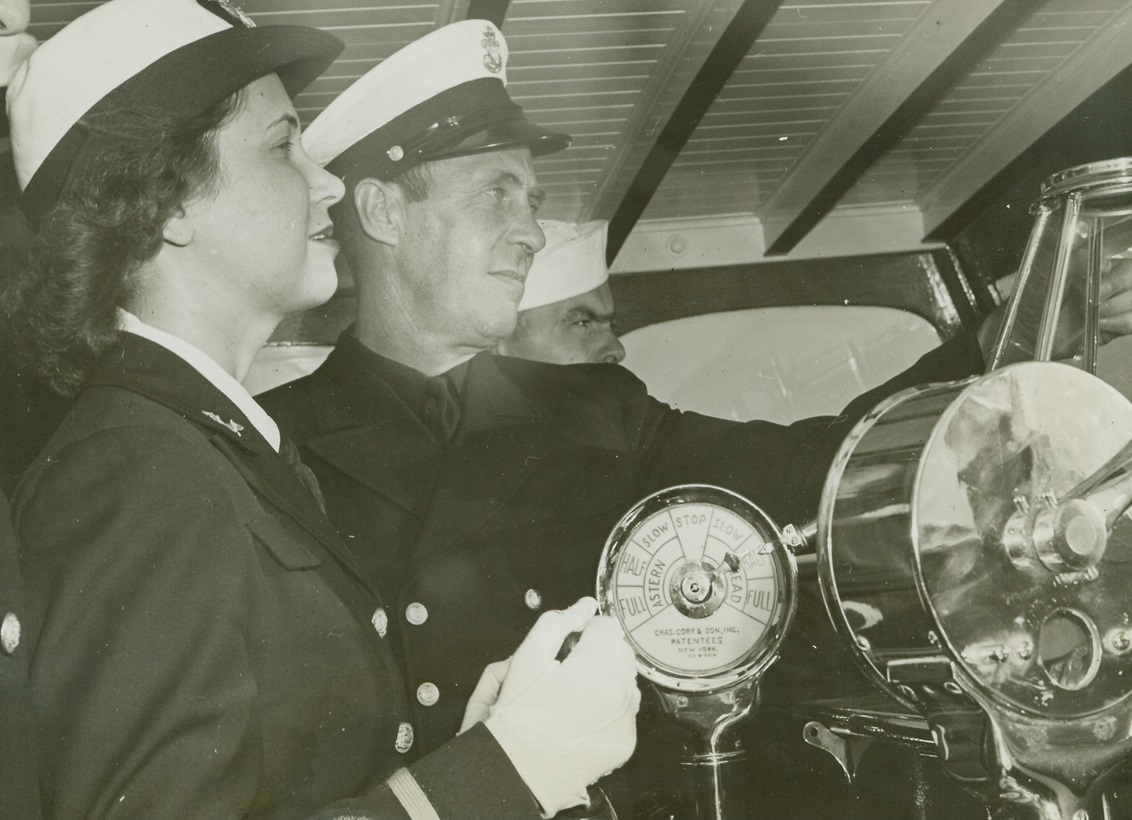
xmin=298 ymin=19 xmax=567 ymax=379
xmin=496 ymin=219 xmax=626 ymax=366
xmin=261 ymin=16 xmax=993 ymax=816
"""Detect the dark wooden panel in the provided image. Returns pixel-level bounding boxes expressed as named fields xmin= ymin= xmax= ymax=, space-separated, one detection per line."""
xmin=932 ymin=245 xmax=995 ymax=326
xmin=607 ymin=250 xmax=976 ymax=339
xmin=271 ymin=250 xmax=981 ymax=346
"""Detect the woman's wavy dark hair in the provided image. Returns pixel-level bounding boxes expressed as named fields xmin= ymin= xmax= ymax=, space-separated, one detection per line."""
xmin=0 ymin=89 xmax=244 ymax=395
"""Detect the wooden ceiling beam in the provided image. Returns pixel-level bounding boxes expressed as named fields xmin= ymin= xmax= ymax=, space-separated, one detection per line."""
xmin=759 ymin=0 xmax=1031 ymax=255
xmin=921 ymin=3 xmax=1132 ymax=240
xmin=435 ymin=0 xmax=472 ymax=28
xmin=437 ymin=0 xmax=513 ymax=28
xmin=464 ymin=0 xmax=510 ymax=28
xmin=582 ymin=1 xmax=735 ymax=227
xmin=604 ymin=0 xmax=782 ymax=264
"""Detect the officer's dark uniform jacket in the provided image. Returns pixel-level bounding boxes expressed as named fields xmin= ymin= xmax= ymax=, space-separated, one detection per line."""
xmin=1 ymin=491 xmax=41 ymax=819
xmin=261 ymin=329 xmax=987 ymax=756
xmin=12 ymin=334 xmax=544 ymax=820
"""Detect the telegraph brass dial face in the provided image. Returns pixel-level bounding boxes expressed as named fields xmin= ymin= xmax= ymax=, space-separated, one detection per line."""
xmin=597 ymin=485 xmax=798 ymax=692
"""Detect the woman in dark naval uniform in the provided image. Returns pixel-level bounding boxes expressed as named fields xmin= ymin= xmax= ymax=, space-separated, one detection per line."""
xmin=0 ymin=1 xmax=638 ymax=817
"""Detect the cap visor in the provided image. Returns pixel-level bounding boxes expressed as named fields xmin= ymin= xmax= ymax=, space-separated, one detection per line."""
xmin=136 ymin=25 xmax=343 ymax=115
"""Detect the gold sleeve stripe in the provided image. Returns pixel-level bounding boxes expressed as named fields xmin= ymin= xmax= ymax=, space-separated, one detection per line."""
xmin=387 ymin=767 xmax=442 ymax=820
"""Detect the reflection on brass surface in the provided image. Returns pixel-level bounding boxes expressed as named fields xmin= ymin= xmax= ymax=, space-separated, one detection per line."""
xmin=1037 ymin=609 xmax=1100 ymax=692
xmin=816 ymin=360 xmax=1132 ymax=816
xmin=917 ymin=363 xmax=1132 ymax=717
xmin=815 ymin=364 xmax=1132 ymax=715
xmin=821 ymin=362 xmax=1132 ymax=718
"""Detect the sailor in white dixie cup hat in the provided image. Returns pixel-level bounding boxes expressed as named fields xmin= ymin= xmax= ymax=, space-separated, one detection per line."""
xmin=496 ymin=219 xmax=626 ymax=365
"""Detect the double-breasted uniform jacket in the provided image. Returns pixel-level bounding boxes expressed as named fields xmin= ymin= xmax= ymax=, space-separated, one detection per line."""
xmin=261 ymin=331 xmax=986 ymax=756
xmin=1 ymin=491 xmax=41 ymax=819
xmin=12 ymin=334 xmax=543 ymax=820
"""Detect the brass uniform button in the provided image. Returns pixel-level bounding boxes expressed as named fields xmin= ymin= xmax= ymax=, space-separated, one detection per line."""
xmin=416 ymin=682 xmax=440 ymax=706
xmin=405 ymin=602 xmax=428 ymax=625
xmin=1 ymin=612 xmax=19 ymax=655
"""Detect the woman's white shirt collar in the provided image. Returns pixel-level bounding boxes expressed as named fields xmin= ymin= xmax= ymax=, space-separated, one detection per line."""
xmin=117 ymin=309 xmax=281 ymax=453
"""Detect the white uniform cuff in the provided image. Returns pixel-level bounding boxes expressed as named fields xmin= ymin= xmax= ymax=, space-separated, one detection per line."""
xmin=484 ymin=711 xmax=589 ymax=818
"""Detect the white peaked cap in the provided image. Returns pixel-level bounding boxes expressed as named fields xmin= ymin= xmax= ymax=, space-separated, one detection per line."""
xmin=520 ymin=220 xmax=610 ymax=311
xmin=302 ymin=19 xmax=568 ymax=181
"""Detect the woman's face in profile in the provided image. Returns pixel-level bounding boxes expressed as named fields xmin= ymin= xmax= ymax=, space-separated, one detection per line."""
xmin=178 ymin=73 xmax=345 ymax=324
xmin=0 ymin=0 xmax=29 ymax=35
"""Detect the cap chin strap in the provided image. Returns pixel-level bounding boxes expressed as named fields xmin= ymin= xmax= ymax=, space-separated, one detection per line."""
xmin=326 ymin=76 xmax=569 ymax=183
xmin=393 ymin=100 xmax=527 ymax=164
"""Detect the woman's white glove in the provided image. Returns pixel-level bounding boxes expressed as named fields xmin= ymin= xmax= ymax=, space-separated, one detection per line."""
xmin=459 ymin=596 xmax=640 ymax=818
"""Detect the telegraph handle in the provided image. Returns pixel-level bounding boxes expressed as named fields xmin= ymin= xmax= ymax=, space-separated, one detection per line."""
xmin=722 ymin=520 xmax=817 ymax=571
xmin=557 ymin=630 xmax=583 ymax=662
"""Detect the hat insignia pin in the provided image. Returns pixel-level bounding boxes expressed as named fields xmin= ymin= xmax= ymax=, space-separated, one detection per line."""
xmin=203 ymin=410 xmax=245 ymax=436
xmin=482 ymin=27 xmax=503 ymax=74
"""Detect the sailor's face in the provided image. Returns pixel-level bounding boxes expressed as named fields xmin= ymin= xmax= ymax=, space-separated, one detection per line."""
xmin=500 ymin=283 xmax=625 ymax=365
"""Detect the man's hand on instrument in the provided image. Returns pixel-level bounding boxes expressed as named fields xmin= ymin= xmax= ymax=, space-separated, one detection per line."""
xmin=1098 ymin=258 xmax=1132 ymax=342
xmin=979 ymin=256 xmax=1132 ymax=363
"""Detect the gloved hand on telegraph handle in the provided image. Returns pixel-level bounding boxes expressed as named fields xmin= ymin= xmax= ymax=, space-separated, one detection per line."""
xmin=460 ymin=596 xmax=641 ymax=818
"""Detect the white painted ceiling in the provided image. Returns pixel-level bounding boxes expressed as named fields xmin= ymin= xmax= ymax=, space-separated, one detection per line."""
xmin=22 ymin=0 xmax=1132 ymax=254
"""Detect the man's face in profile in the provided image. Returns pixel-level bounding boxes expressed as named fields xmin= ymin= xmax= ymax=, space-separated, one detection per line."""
xmin=499 ymin=283 xmax=624 ymax=365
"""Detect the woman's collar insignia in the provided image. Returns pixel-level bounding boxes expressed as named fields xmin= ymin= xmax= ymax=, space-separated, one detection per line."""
xmin=203 ymin=410 xmax=245 ymax=436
